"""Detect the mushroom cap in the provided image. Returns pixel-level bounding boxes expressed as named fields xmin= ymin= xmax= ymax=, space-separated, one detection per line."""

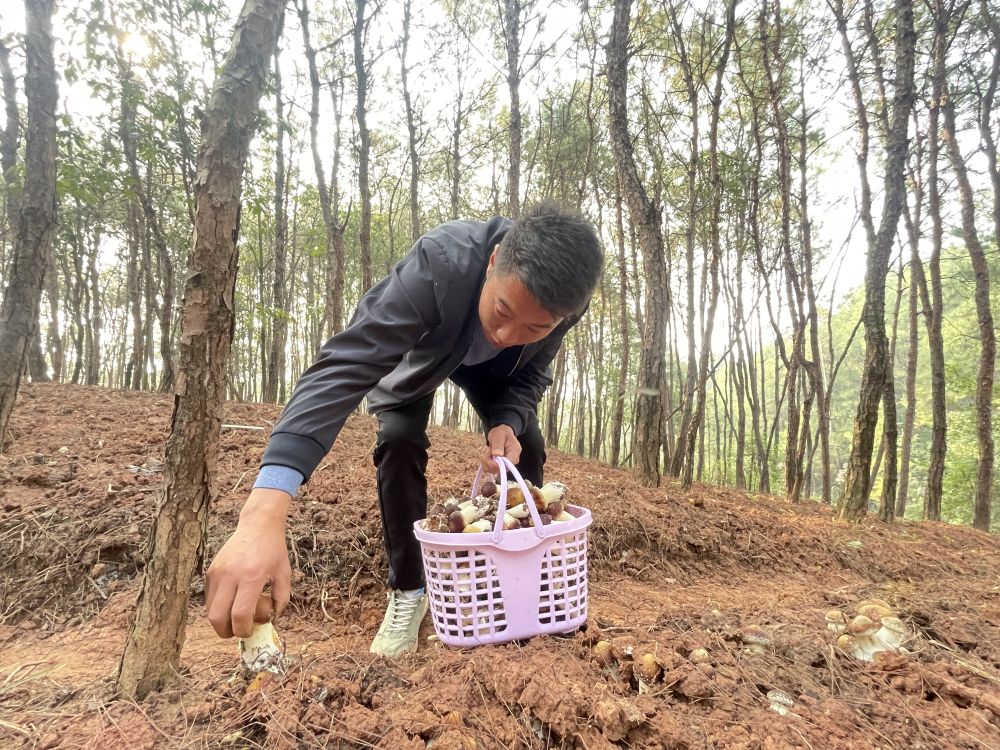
xmin=593 ymin=640 xmax=614 ymax=666
xmin=847 ymin=615 xmax=879 ymax=637
xmin=766 ymin=689 xmax=794 ymax=707
xmin=740 ymin=625 xmax=771 ymax=645
xmin=879 ymin=616 xmax=907 ymax=636
xmin=824 ymin=609 xmax=846 ymax=623
xmin=858 ymin=604 xmax=894 ymax=624
xmin=836 ymin=633 xmax=857 ymax=651
xmin=689 ymin=647 xmax=712 ymax=664
xmin=636 ymin=653 xmax=662 ymax=682
xmin=857 ymin=597 xmax=893 ymax=611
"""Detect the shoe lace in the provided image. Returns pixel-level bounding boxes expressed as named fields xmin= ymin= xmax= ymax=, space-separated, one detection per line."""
xmin=387 ymin=593 xmax=421 ymax=632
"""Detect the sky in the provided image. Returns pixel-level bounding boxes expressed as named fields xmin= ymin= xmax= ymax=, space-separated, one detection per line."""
xmin=1 ymin=0 xmax=986 ymax=350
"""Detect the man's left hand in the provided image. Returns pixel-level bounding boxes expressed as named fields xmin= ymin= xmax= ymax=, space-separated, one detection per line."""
xmin=481 ymin=424 xmax=521 ymax=474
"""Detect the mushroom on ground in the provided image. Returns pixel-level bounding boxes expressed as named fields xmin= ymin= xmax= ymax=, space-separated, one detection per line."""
xmin=857 ymin=603 xmax=895 ymax=626
xmin=239 ymin=622 xmax=286 ymax=674
xmin=874 ymin=616 xmax=908 ymax=650
xmin=635 ymin=653 xmax=662 ymax=683
xmin=689 ymin=647 xmax=711 ymax=664
xmin=766 ymin=689 xmax=794 ymax=716
xmin=846 ymin=615 xmax=881 ymax=661
xmin=825 ymin=609 xmax=847 ymax=634
xmin=593 ymin=640 xmax=614 ymax=667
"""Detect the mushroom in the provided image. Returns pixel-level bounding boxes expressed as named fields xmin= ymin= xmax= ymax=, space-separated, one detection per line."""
xmin=635 ymin=653 xmax=662 ymax=683
xmin=689 ymin=647 xmax=711 ymax=665
xmin=825 ymin=609 xmax=847 ymax=634
xmin=537 ymin=513 xmax=553 ymax=525
xmin=593 ymin=640 xmax=614 ymax=667
xmin=835 ymin=633 xmax=857 ymax=654
xmin=448 ymin=505 xmax=486 ymax=532
xmin=552 ymin=511 xmax=574 ymax=522
xmin=507 ymin=503 xmax=531 ymax=519
xmin=545 ymin=501 xmax=564 ymax=518
xmin=740 ymin=626 xmax=771 ymax=647
xmin=538 ymin=481 xmax=568 ymax=507
xmin=874 ymin=616 xmax=908 ymax=650
xmin=480 ymin=480 xmax=498 ymax=498
xmin=856 ymin=597 xmax=893 ymax=611
xmin=766 ymin=689 xmax=794 ymax=716
xmin=423 ymin=514 xmax=450 ymax=533
xmin=857 ymin=603 xmax=895 ymax=626
xmin=462 ymin=519 xmax=493 ymax=533
xmin=443 ymin=499 xmax=461 ymax=515
xmin=239 ymin=621 xmax=286 ymax=674
xmin=846 ymin=615 xmax=881 ymax=661
xmin=501 ymin=512 xmax=521 ymax=531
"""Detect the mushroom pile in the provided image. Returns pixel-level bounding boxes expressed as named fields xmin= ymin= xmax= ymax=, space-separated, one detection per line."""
xmin=421 ymin=479 xmax=574 ymax=533
xmin=826 ymin=598 xmax=912 ymax=661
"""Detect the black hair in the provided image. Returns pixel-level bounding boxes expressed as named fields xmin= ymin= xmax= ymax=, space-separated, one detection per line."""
xmin=495 ymin=200 xmax=604 ymax=316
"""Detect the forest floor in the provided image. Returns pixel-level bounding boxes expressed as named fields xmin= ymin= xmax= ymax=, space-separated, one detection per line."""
xmin=2 ymin=383 xmax=1000 ymax=750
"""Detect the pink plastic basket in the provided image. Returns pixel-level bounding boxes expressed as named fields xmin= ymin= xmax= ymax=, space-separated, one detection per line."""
xmin=413 ymin=457 xmax=592 ymax=647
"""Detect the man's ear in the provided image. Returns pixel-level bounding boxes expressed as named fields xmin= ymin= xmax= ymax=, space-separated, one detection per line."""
xmin=487 ymin=245 xmax=499 ymax=274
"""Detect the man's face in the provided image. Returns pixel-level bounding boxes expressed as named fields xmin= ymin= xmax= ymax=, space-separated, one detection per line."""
xmin=478 ymin=245 xmax=563 ymax=349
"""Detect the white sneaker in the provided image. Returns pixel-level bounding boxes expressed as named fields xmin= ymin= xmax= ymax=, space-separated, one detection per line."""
xmin=369 ymin=589 xmax=428 ymax=658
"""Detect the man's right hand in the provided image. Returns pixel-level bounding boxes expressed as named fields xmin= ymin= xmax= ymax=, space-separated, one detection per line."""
xmin=205 ymin=487 xmax=293 ymax=639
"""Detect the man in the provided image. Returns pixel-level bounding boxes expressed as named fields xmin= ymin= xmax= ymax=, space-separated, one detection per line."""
xmin=205 ymin=200 xmax=603 ymax=657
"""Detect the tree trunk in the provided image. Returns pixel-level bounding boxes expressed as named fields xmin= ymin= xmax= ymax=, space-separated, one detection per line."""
xmin=502 ymin=0 xmax=521 ymax=217
xmin=682 ymin=0 xmax=735 ymax=490
xmin=942 ymin=88 xmax=995 ymax=532
xmin=837 ymin=0 xmax=915 ymax=522
xmin=400 ymin=0 xmax=420 ymax=241
xmin=117 ymin=0 xmax=285 ymax=699
xmin=116 ymin=56 xmax=175 ymax=392
xmin=264 ymin=51 xmax=288 ymax=404
xmin=0 ymin=37 xmax=20 ymax=268
xmin=295 ymin=0 xmax=346 ymax=339
xmin=0 ymin=0 xmax=57 ymax=449
xmin=924 ymin=2 xmax=949 ymax=522
xmin=353 ymin=0 xmax=373 ymax=292
xmin=610 ymin=185 xmax=630 ymax=467
xmin=607 ymin=0 xmax=668 ymax=487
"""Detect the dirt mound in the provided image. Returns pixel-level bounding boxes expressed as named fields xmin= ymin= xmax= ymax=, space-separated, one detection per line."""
xmin=2 ymin=384 xmax=999 ymax=749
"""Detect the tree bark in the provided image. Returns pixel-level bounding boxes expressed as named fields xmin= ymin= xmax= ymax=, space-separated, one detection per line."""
xmin=264 ymin=50 xmax=288 ymax=404
xmin=0 ymin=0 xmax=57 ymax=449
xmin=942 ymin=86 xmax=995 ymax=532
xmin=117 ymin=0 xmax=285 ymax=699
xmin=837 ymin=0 xmax=915 ymax=522
xmin=924 ymin=1 xmax=949 ymax=521
xmin=353 ymin=0 xmax=373 ymax=292
xmin=682 ymin=0 xmax=735 ymax=490
xmin=294 ymin=0 xmax=346 ymax=338
xmin=400 ymin=0 xmax=421 ymax=241
xmin=502 ymin=0 xmax=521 ymax=217
xmin=607 ymin=0 xmax=668 ymax=487
xmin=0 ymin=37 xmax=20 ymax=267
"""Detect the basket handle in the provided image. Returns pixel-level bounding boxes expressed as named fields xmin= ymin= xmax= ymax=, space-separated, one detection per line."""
xmin=471 ymin=457 xmax=546 ymax=542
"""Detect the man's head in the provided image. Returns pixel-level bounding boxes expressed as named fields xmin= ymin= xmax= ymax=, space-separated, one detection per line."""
xmin=478 ymin=200 xmax=603 ymax=349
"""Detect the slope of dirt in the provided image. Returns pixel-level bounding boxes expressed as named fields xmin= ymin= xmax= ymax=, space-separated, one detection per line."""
xmin=1 ymin=383 xmax=999 ymax=750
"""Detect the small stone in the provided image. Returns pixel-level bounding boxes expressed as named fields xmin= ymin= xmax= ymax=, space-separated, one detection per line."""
xmin=90 ymin=562 xmax=108 ymax=578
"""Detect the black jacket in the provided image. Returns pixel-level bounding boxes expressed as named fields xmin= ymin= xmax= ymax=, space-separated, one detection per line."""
xmin=261 ymin=217 xmax=578 ymax=481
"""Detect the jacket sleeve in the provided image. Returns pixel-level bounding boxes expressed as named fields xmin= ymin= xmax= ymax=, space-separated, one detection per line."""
xmin=486 ymin=322 xmax=571 ymax=437
xmin=261 ymin=238 xmax=450 ymax=480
